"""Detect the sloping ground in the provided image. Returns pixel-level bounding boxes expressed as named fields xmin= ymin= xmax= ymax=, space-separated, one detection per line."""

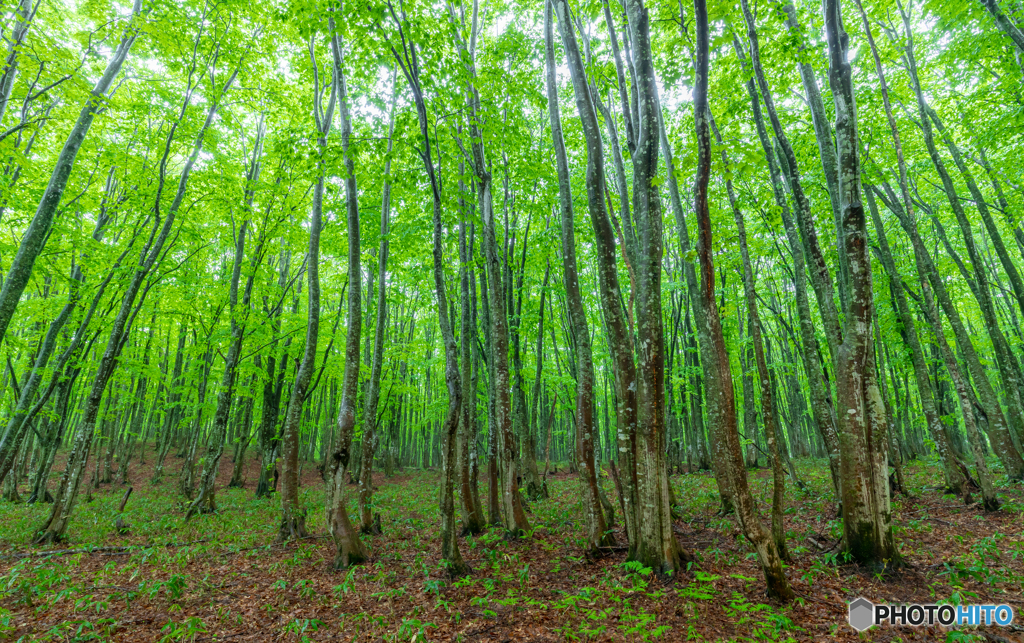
xmin=0 ymin=447 xmax=1021 ymax=642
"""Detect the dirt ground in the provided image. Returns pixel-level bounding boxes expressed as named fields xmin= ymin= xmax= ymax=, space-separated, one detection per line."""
xmin=0 ymin=446 xmax=1022 ymax=642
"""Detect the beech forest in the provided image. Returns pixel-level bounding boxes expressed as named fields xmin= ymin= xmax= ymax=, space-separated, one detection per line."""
xmin=0 ymin=0 xmax=1023 ymax=640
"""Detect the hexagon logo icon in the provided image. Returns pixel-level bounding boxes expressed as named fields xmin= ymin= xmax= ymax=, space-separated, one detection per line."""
xmin=849 ymin=597 xmax=874 ymax=631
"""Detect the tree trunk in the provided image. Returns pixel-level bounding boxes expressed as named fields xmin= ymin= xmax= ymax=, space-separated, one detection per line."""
xmin=732 ymin=30 xmax=842 ymax=500
xmin=358 ymin=72 xmax=397 ymax=537
xmin=458 ymin=218 xmax=485 ymax=534
xmin=823 ymin=0 xmax=899 ymax=568
xmin=188 ymin=124 xmax=264 ymax=519
xmin=319 ymin=22 xmax=366 ymax=563
xmin=854 ymin=0 xmax=973 ymax=498
xmin=693 ymin=8 xmax=792 ymax=598
xmin=0 ymin=0 xmax=142 ymax=350
xmin=388 ymin=8 xmax=469 ymax=575
xmin=545 ymin=0 xmax=611 ymax=554
xmin=901 ymin=11 xmax=1024 ymax=464
xmin=552 ymin=0 xmax=640 ymax=561
xmin=154 ymin=325 xmax=188 ymax=484
xmin=980 ymin=0 xmax=1024 ymax=54
xmin=35 ymin=49 xmax=236 ymax=543
xmin=712 ymin=114 xmax=790 ymax=562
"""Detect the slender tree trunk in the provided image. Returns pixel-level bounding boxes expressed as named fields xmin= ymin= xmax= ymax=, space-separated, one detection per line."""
xmin=732 ymin=31 xmax=842 ymax=500
xmin=823 ymin=0 xmax=899 ymax=568
xmin=389 ymin=8 xmax=469 ymax=575
xmin=188 ymin=124 xmax=264 ymax=519
xmin=35 ymin=47 xmax=236 ymax=543
xmin=527 ymin=262 xmax=551 ymax=501
xmin=552 ymin=0 xmax=639 ymax=560
xmin=154 ymin=325 xmax=187 ymax=483
xmin=0 ymin=0 xmax=142 ymax=348
xmin=179 ymin=344 xmax=213 ymax=500
xmin=712 ymin=114 xmax=790 ymax=561
xmin=228 ymin=396 xmax=254 ymax=488
xmin=901 ymin=9 xmax=1024 ymax=461
xmin=545 ymin=0 xmax=610 ymax=553
xmin=693 ymin=8 xmax=792 ymax=598
xmin=980 ymin=0 xmax=1024 ymax=54
xmin=358 ymin=72 xmax=397 ymax=536
xmin=458 ymin=218 xmax=485 ymax=534
xmin=255 ymin=252 xmax=290 ymax=498
xmin=321 ymin=22 xmax=366 ymax=562
xmin=0 ymin=0 xmax=37 ymax=124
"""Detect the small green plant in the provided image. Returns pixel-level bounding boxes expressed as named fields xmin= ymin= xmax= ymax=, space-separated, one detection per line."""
xmin=334 ymin=568 xmax=357 ymax=596
xmin=284 ymin=617 xmax=324 ymax=642
xmin=159 ymin=616 xmax=207 ymax=642
xmin=293 ymin=579 xmax=316 ymax=599
xmin=395 ymin=617 xmax=435 ymax=641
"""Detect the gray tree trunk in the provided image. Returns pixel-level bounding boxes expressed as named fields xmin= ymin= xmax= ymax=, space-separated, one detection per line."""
xmin=0 ymin=0 xmax=143 ymax=349
xmin=545 ymin=0 xmax=611 ymax=554
xmin=693 ymin=9 xmax=792 ymax=598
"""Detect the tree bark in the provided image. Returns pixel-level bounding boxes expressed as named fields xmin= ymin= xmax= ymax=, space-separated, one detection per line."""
xmin=545 ymin=0 xmax=611 ymax=554
xmin=0 ymin=0 xmax=143 ymax=349
xmin=358 ymin=71 xmax=398 ymax=536
xmin=823 ymin=0 xmax=899 ymax=568
xmin=693 ymin=7 xmax=792 ymax=598
xmin=322 ymin=21 xmax=367 ymax=564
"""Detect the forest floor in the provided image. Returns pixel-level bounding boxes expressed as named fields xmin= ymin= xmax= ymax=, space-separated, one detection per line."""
xmin=0 ymin=448 xmax=1022 ymax=642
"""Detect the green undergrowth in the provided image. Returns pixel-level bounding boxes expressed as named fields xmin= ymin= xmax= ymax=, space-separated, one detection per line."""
xmin=0 ymin=455 xmax=1020 ymax=641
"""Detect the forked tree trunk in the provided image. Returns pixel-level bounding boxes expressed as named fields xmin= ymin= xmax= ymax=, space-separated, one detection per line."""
xmin=823 ymin=0 xmax=900 ymax=568
xmin=388 ymin=4 xmax=469 ymax=575
xmin=621 ymin=0 xmax=689 ymax=576
xmin=545 ymin=0 xmax=610 ymax=554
